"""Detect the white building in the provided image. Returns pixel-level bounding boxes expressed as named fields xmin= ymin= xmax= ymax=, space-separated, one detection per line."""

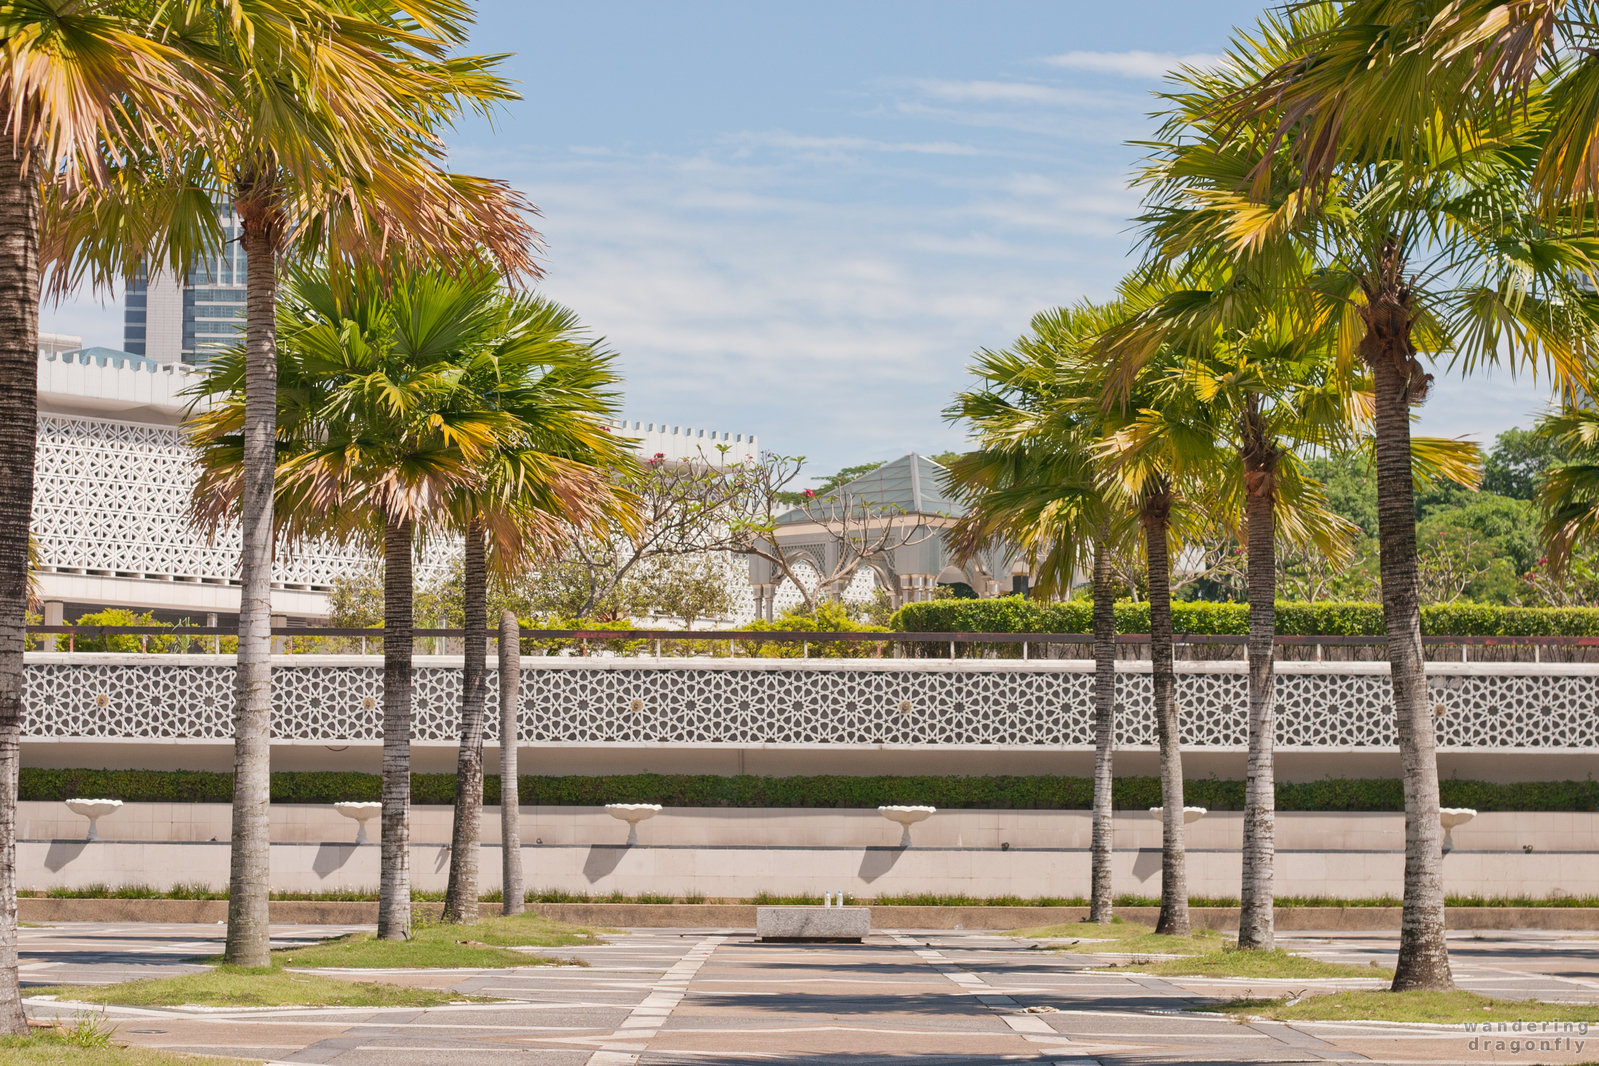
xmin=31 ymin=350 xmax=756 ymax=625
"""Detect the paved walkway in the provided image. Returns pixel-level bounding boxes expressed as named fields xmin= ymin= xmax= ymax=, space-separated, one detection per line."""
xmin=18 ymin=923 xmax=1599 ymax=1065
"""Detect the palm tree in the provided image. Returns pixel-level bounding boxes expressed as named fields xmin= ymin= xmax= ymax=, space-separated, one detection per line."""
xmin=1138 ymin=7 xmax=1599 ymax=988
xmin=191 ymin=262 xmax=517 ymax=940
xmin=1095 ymin=436 xmax=1208 ymax=939
xmin=944 ymin=302 xmax=1132 ymax=923
xmin=1535 ymin=406 xmax=1599 ymax=569
xmin=438 ymin=284 xmax=640 ymax=924
xmin=57 ymin=0 xmax=539 ymax=967
xmin=0 ymin=3 xmax=222 ymax=1032
xmin=1106 ymin=277 xmax=1359 ymax=948
xmin=1221 ymin=0 xmax=1599 ymax=216
xmin=1092 ymin=278 xmax=1239 ymax=939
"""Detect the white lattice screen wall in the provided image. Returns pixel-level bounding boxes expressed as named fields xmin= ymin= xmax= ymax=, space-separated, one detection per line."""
xmin=32 ymin=413 xmax=453 ymax=590
xmin=19 ymin=659 xmax=1598 ymax=750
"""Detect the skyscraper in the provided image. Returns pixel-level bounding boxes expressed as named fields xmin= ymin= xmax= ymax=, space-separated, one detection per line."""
xmin=124 ymin=206 xmax=247 ymax=365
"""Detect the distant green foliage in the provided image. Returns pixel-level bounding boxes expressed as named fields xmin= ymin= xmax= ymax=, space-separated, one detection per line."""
xmin=516 ymin=616 xmax=648 ymax=655
xmin=777 ymin=460 xmax=888 ymax=504
xmin=1484 ymin=426 xmax=1567 ymax=501
xmin=19 ymin=768 xmax=1599 ymax=812
xmin=745 ymin=601 xmax=890 ymax=657
xmin=892 ymin=595 xmax=1599 ymax=637
xmin=57 ymin=609 xmax=171 ymax=653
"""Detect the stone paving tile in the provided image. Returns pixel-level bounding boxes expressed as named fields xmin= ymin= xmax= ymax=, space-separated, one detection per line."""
xmin=15 ymin=923 xmax=1599 ymax=1065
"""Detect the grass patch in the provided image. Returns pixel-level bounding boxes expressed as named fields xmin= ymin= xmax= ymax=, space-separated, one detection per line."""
xmin=35 ymin=966 xmax=477 ymax=1008
xmin=1018 ymin=920 xmax=1225 ymax=956
xmin=1208 ymin=988 xmax=1599 ymax=1024
xmin=20 ymin=886 xmax=1599 ymax=908
xmin=273 ymin=913 xmax=599 ymax=970
xmin=1 ymin=1030 xmax=258 ymax=1065
xmin=1098 ymin=948 xmax=1393 ymax=979
xmin=33 ymin=914 xmax=600 ymax=1007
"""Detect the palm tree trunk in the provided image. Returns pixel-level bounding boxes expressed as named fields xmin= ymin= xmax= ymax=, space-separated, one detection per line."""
xmin=0 ymin=144 xmax=41 ymax=1035
xmin=224 ymin=178 xmax=282 ymax=968
xmin=1372 ymin=352 xmax=1454 ymax=990
xmin=443 ymin=518 xmax=488 ymax=923
xmin=379 ymin=515 xmax=415 ymax=940
xmin=1238 ymin=458 xmax=1277 ymax=951
xmin=1089 ymin=539 xmax=1116 ymax=923
xmin=499 ymin=609 xmax=524 ymax=915
xmin=1145 ymin=496 xmax=1189 ymax=937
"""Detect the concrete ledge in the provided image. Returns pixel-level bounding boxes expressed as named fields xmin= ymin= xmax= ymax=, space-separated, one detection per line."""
xmin=18 ymin=898 xmax=1599 ymax=930
xmin=16 ymin=898 xmax=449 ymax=925
xmin=756 ymin=906 xmax=869 ymax=941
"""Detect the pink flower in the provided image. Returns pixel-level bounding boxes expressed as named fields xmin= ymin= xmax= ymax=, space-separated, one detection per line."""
xmin=653 ymin=452 xmax=665 ymax=460
xmin=804 ymin=489 xmax=815 ymax=498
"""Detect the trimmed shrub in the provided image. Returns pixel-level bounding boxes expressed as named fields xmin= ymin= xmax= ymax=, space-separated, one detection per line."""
xmin=891 ymin=596 xmax=1599 ymax=637
xmin=16 ymin=768 xmax=1599 ymax=812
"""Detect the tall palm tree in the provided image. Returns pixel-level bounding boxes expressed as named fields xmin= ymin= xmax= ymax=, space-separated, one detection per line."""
xmin=1105 ymin=277 xmax=1360 ymax=948
xmin=1092 ymin=277 xmax=1239 ymax=939
xmin=191 ymin=262 xmax=515 ymax=940
xmin=1137 ymin=7 xmax=1599 ymax=988
xmin=0 ymin=3 xmax=222 ymax=1032
xmin=438 ymin=284 xmax=640 ymax=924
xmin=1095 ymin=426 xmax=1213 ymax=939
xmin=944 ymin=302 xmax=1133 ymax=924
xmin=57 ymin=0 xmax=538 ymax=967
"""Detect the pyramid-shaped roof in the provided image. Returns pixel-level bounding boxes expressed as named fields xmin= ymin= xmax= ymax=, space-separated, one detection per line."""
xmin=776 ymin=453 xmax=960 ymax=526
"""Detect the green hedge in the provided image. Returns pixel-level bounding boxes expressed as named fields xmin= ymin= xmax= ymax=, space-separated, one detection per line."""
xmin=891 ymin=596 xmax=1599 ymax=636
xmin=17 ymin=768 xmax=1599 ymax=812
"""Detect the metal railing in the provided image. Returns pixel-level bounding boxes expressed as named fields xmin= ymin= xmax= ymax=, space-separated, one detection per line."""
xmin=23 ymin=624 xmax=1599 ymax=662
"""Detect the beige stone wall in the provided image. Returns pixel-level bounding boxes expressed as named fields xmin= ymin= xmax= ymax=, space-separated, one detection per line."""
xmin=16 ymin=838 xmax=1596 ymax=901
xmin=18 ymin=803 xmax=1597 ymax=901
xmin=19 ymin=802 xmax=1596 ymax=852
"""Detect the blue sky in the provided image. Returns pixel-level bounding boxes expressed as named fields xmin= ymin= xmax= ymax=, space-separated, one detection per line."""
xmin=44 ymin=1 xmax=1554 ymax=481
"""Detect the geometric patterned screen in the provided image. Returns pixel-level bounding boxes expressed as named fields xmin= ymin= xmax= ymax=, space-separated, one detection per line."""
xmin=32 ymin=413 xmax=451 ymax=591
xmin=20 ymin=660 xmax=1597 ymax=750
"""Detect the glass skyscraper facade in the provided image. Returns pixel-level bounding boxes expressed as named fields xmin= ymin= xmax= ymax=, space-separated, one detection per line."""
xmin=124 ymin=207 xmax=247 ymax=365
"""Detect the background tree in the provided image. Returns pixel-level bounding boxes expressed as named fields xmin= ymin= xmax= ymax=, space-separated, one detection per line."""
xmin=734 ymin=481 xmax=938 ymax=610
xmin=633 ymin=555 xmax=738 ymax=628
xmin=537 ymin=452 xmax=767 ymax=620
xmin=1484 ymin=426 xmax=1566 ymax=502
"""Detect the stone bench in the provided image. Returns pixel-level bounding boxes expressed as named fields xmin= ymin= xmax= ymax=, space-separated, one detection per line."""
xmin=755 ymin=905 xmax=870 ymax=942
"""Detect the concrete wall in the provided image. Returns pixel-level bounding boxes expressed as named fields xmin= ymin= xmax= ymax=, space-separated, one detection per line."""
xmin=18 ymin=840 xmax=1593 ymax=901
xmin=19 ymin=802 xmax=1598 ymax=852
xmin=19 ymin=804 xmax=1597 ymax=900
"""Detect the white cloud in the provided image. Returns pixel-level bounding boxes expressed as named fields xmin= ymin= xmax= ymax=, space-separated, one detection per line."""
xmin=468 ymin=153 xmax=1116 ymax=467
xmin=733 ymin=132 xmax=980 ymax=157
xmin=1044 ymin=49 xmax=1223 ymax=79
xmin=908 ymin=78 xmax=1122 ymax=109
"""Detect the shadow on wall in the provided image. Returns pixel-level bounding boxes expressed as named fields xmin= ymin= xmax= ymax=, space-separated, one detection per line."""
xmin=312 ymin=843 xmax=357 ymax=879
xmin=858 ymin=845 xmax=906 ymax=883
xmin=583 ymin=844 xmax=628 ymax=883
xmin=1131 ymin=847 xmax=1161 ymax=884
xmin=44 ymin=840 xmax=87 ymax=873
